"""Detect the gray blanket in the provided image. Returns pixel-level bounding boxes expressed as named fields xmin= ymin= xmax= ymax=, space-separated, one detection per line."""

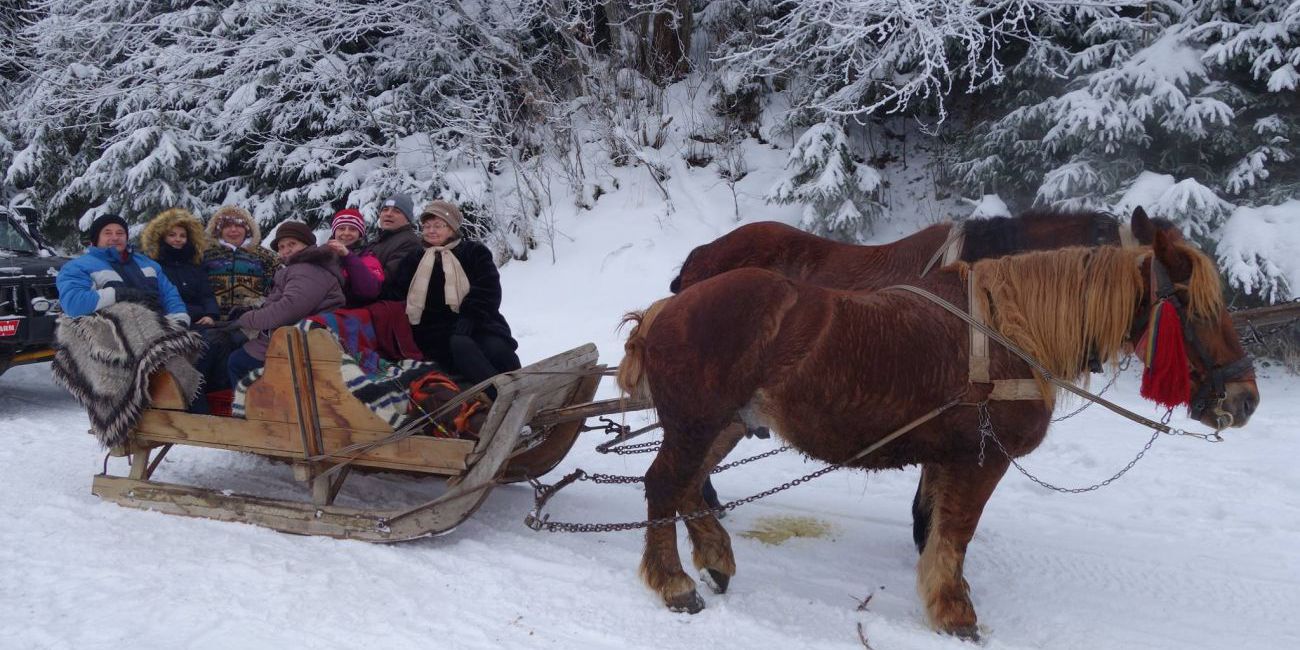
xmin=51 ymin=302 xmax=205 ymax=448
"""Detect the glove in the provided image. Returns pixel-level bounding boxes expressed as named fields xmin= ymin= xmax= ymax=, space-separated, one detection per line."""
xmin=452 ymin=317 xmax=475 ymax=337
xmin=114 ymin=286 xmax=162 ymax=312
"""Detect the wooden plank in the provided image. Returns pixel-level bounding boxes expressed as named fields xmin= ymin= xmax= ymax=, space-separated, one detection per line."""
xmin=383 ymin=394 xmax=538 ymax=540
xmin=148 ymin=371 xmax=188 ymax=410
xmin=244 ymin=328 xmax=395 ymax=434
xmin=263 ymin=327 xmax=342 ymax=362
xmin=502 ymin=372 xmax=602 ymax=482
xmin=531 ymin=395 xmax=653 ymax=427
xmin=92 ymin=475 xmax=403 ymax=542
xmin=1232 ymin=302 xmax=1300 ymax=333
xmin=131 ymin=410 xmax=473 ymax=474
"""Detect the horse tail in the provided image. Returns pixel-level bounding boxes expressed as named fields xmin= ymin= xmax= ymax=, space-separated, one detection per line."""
xmin=617 ymin=297 xmax=670 ymax=400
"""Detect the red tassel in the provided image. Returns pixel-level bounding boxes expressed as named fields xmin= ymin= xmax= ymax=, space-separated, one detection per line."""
xmin=1138 ymin=300 xmax=1191 ymax=408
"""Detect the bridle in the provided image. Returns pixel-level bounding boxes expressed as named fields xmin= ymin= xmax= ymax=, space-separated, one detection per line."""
xmin=1136 ymin=256 xmax=1254 ymax=429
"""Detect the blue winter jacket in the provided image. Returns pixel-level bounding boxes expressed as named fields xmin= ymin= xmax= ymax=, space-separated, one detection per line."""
xmin=56 ymin=246 xmax=190 ymax=326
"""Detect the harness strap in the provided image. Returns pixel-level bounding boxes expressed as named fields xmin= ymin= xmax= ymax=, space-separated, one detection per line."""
xmin=965 ymin=272 xmax=1040 ymax=400
xmin=921 ymin=222 xmax=965 ymax=277
xmin=968 ymin=271 xmax=990 ymax=384
xmin=886 ymin=283 xmax=1184 ymax=434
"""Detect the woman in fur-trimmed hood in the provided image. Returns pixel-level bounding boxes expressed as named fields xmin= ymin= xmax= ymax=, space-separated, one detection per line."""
xmin=201 ymin=204 xmax=280 ymax=319
xmin=141 ymin=207 xmax=220 ymax=325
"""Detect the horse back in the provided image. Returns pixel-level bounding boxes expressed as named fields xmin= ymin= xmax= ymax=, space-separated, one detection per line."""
xmin=671 ymin=221 xmax=953 ymax=294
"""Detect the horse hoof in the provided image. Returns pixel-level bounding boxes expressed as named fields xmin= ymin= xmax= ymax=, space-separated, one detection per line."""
xmin=701 ymin=568 xmax=730 ymax=594
xmin=666 ymin=589 xmax=705 ymax=614
xmin=947 ymin=625 xmax=980 ymax=643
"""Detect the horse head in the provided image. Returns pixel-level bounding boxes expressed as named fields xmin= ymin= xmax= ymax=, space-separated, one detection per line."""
xmin=1139 ymin=229 xmax=1258 ymax=429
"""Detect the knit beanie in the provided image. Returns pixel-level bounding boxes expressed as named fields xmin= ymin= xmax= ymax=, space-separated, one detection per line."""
xmin=331 ymin=208 xmax=367 ymax=237
xmin=380 ymin=193 xmax=415 ymax=224
xmin=87 ymin=214 xmax=129 ymax=246
xmin=269 ymin=221 xmax=316 ymax=251
xmin=419 ymin=200 xmax=463 ymax=233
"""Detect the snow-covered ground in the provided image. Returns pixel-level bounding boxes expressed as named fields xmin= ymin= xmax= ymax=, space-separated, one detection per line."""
xmin=4 ymin=155 xmax=1299 ymax=649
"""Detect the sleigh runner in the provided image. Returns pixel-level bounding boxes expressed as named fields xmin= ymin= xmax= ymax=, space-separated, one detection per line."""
xmin=91 ymin=326 xmax=605 ymax=541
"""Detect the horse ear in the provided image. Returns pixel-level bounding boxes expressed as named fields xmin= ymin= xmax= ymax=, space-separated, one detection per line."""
xmin=1131 ymin=206 xmax=1155 ymax=244
xmin=1152 ymin=227 xmax=1193 ymax=282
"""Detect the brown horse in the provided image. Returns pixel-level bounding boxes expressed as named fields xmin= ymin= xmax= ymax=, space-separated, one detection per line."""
xmin=669 ymin=207 xmax=1161 ymax=294
xmin=674 ymin=207 xmax=1177 ymax=544
xmin=619 ymin=231 xmax=1257 ymax=639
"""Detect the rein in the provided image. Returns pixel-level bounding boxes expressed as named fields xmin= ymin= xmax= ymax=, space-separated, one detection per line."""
xmin=884 ymin=282 xmax=1226 ymax=440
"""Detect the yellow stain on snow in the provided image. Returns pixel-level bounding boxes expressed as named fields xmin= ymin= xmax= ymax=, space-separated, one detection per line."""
xmin=739 ymin=515 xmax=834 ymax=545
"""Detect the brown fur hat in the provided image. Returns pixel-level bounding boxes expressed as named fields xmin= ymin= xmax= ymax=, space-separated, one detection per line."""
xmin=140 ymin=208 xmax=209 ymax=263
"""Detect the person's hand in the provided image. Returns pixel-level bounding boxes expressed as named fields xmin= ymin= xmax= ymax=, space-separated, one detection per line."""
xmin=196 ymin=316 xmax=215 ymax=326
xmin=326 ymin=239 xmax=350 ymax=257
xmin=452 ymin=317 xmax=475 ymax=337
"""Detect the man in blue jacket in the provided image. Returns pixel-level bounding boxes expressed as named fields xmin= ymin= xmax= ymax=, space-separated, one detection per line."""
xmin=56 ymin=214 xmax=190 ymax=326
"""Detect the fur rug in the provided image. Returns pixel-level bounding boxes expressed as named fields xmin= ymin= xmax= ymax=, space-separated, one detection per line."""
xmin=51 ymin=302 xmax=205 ymax=448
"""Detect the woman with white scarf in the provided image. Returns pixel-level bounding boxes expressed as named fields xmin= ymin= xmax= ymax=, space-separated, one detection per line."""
xmin=387 ymin=200 xmax=520 ymax=394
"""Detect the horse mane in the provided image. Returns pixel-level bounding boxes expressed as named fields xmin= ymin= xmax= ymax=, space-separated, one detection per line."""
xmin=960 ymin=209 xmax=1119 ymax=262
xmin=970 ymin=241 xmax=1224 ymax=405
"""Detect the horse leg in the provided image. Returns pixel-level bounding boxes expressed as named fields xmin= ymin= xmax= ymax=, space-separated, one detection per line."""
xmin=682 ymin=421 xmax=747 ymax=595
xmin=916 ymin=456 xmax=1010 ymax=641
xmin=640 ymin=416 xmax=728 ymax=614
xmin=911 ymin=464 xmax=934 ymax=554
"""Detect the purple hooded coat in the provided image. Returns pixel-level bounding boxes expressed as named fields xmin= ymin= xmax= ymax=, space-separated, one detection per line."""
xmin=236 ymin=245 xmax=345 ymax=360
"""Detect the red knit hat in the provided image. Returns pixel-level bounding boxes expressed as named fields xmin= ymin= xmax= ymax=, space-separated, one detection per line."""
xmin=331 ymin=208 xmax=366 ymax=237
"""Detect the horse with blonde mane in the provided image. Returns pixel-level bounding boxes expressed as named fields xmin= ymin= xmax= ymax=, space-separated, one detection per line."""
xmin=672 ymin=207 xmax=1182 ymax=540
xmin=619 ymin=230 xmax=1257 ymax=639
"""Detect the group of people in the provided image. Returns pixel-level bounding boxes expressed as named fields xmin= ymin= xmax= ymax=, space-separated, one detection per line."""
xmin=55 ymin=194 xmax=521 ymax=412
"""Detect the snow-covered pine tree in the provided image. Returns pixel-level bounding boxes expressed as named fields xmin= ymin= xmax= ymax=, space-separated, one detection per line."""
xmin=954 ymin=1 xmax=1298 ymax=233
xmin=767 ymin=120 xmax=882 ymax=241
xmin=1187 ymin=0 xmax=1300 ymax=204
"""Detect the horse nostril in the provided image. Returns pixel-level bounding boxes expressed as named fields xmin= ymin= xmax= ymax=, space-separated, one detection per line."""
xmin=1242 ymin=395 xmax=1257 ymax=418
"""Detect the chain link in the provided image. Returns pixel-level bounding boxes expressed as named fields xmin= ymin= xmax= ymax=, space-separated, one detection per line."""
xmin=978 ymin=402 xmax=1217 ymax=494
xmin=603 ymin=440 xmax=662 ymax=455
xmin=527 ymin=462 xmax=841 ymax=533
xmin=572 ymin=445 xmax=793 ymax=485
xmin=1051 ymin=357 xmax=1131 ymax=423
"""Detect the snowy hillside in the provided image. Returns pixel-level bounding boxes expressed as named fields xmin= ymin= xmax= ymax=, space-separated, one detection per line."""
xmin=3 ymin=165 xmax=1298 ymax=649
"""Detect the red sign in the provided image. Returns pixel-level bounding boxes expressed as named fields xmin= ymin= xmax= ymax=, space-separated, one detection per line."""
xmin=0 ymin=320 xmax=18 ymax=337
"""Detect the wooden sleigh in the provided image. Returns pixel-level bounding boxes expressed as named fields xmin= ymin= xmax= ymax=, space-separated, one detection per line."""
xmin=92 ymin=326 xmax=603 ymax=542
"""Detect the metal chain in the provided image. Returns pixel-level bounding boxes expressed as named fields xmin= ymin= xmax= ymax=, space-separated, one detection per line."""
xmin=1051 ymin=357 xmax=1131 ymax=423
xmin=603 ymin=440 xmax=662 ymax=455
xmin=978 ymin=402 xmax=1218 ymax=494
xmin=580 ymin=445 xmax=792 ymax=483
xmin=527 ymin=462 xmax=841 ymax=533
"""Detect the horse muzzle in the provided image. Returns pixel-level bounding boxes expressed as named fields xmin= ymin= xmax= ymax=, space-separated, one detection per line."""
xmin=1191 ymin=382 xmax=1258 ymax=430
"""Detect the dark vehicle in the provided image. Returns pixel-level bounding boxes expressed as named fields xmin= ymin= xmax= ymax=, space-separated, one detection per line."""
xmin=0 ymin=209 xmax=69 ymax=377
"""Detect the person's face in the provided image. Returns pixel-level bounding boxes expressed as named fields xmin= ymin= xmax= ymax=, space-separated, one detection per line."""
xmin=333 ymin=224 xmax=362 ymax=247
xmin=221 ymin=223 xmax=248 ymax=246
xmin=96 ymin=224 xmax=128 ymax=252
xmin=378 ymin=206 xmax=408 ymax=231
xmin=165 ymin=225 xmax=188 ymax=249
xmin=277 ymin=238 xmax=308 ymax=260
xmin=421 ymin=217 xmax=454 ymax=247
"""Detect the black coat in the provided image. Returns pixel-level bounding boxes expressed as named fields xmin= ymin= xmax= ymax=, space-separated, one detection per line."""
xmin=157 ymin=243 xmax=221 ymax=322
xmin=385 ymin=238 xmax=517 ymax=359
